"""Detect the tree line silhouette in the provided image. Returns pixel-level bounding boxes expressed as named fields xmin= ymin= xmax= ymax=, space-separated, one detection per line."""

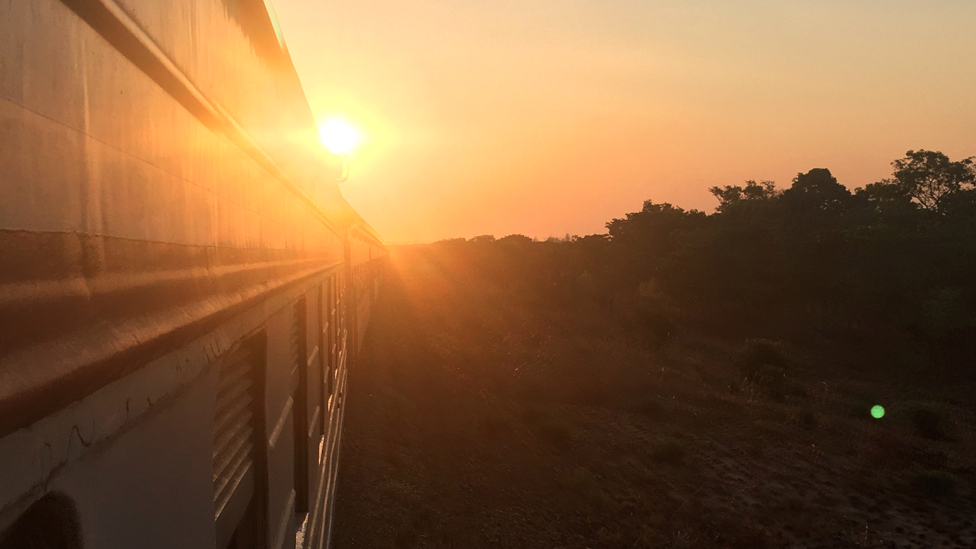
xmin=429 ymin=150 xmax=975 ymax=368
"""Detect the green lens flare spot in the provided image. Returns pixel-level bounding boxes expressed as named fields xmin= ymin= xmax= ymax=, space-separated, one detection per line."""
xmin=871 ymin=405 xmax=885 ymax=419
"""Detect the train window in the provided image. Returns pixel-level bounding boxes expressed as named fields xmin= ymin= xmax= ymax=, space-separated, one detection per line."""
xmin=213 ymin=337 xmax=265 ymax=549
xmin=0 ymin=493 xmax=82 ymax=549
xmin=291 ymin=298 xmax=310 ymax=515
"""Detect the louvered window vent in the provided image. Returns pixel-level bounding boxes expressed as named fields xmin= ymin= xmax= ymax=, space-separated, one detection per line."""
xmin=213 ymin=348 xmax=257 ymax=521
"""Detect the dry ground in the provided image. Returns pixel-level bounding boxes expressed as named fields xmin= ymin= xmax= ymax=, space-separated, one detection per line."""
xmin=331 ymin=246 xmax=976 ymax=548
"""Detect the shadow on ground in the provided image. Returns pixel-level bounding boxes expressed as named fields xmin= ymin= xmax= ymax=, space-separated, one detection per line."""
xmin=332 ymin=246 xmax=976 ymax=549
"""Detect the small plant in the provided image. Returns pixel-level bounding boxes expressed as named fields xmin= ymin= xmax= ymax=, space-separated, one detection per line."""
xmin=911 ymin=469 xmax=958 ymax=498
xmin=736 ymin=339 xmax=791 ymax=398
xmin=912 ymin=407 xmax=946 ymax=440
xmin=756 ymin=363 xmax=787 ymax=386
xmin=736 ymin=338 xmax=792 ymax=374
xmin=651 ymin=437 xmax=686 ymax=465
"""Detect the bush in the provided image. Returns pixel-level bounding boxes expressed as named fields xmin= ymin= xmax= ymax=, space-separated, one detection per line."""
xmin=752 ymin=363 xmax=787 ymax=386
xmin=736 ymin=339 xmax=791 ymax=397
xmin=911 ymin=469 xmax=958 ymax=498
xmin=651 ymin=438 xmax=686 ymax=465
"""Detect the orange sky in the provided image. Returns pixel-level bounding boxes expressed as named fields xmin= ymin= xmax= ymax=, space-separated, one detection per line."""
xmin=274 ymin=0 xmax=976 ymax=243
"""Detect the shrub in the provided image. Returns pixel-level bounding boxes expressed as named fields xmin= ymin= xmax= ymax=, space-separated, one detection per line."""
xmin=911 ymin=469 xmax=958 ymax=498
xmin=651 ymin=438 xmax=686 ymax=465
xmin=736 ymin=339 xmax=791 ymax=398
xmin=753 ymin=363 xmax=787 ymax=388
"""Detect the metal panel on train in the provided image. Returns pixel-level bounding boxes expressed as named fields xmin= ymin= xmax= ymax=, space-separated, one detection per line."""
xmin=0 ymin=1 xmax=387 ymax=548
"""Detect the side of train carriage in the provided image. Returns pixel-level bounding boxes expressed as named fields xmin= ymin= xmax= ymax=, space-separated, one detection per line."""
xmin=0 ymin=1 xmax=386 ymax=548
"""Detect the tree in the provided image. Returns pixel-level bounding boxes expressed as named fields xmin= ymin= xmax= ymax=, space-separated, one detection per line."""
xmin=498 ymin=234 xmax=533 ymax=246
xmin=856 ymin=179 xmax=911 ymax=204
xmin=606 ymin=201 xmax=703 ymax=248
xmin=782 ymin=168 xmax=851 ymax=214
xmin=891 ymin=150 xmax=975 ymax=213
xmin=709 ymin=180 xmax=779 ymax=212
xmin=470 ymin=235 xmax=497 ymax=244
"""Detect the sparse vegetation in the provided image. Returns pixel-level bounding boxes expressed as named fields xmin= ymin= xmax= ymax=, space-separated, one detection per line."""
xmin=735 ymin=339 xmax=791 ymax=395
xmin=333 ymin=157 xmax=976 ymax=548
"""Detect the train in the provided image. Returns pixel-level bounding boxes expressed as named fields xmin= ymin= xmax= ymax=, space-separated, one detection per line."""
xmin=0 ymin=0 xmax=386 ymax=548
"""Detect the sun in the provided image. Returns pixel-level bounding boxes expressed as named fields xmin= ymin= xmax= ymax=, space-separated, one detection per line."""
xmin=318 ymin=118 xmax=361 ymax=155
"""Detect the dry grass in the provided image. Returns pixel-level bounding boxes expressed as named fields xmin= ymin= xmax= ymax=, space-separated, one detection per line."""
xmin=331 ymin=246 xmax=976 ymax=549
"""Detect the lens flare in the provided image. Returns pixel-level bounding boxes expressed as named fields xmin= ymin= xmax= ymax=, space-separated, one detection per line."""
xmin=871 ymin=405 xmax=885 ymax=419
xmin=318 ymin=118 xmax=361 ymax=154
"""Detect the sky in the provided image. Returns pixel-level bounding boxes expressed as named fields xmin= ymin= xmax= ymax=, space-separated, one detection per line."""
xmin=273 ymin=0 xmax=976 ymax=243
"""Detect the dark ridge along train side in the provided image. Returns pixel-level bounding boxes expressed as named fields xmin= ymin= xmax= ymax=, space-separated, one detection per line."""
xmin=0 ymin=1 xmax=387 ymax=548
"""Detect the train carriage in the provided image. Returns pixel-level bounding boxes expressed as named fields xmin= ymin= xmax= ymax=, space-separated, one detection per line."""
xmin=0 ymin=0 xmax=386 ymax=547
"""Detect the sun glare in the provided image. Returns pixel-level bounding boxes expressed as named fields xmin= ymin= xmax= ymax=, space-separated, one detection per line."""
xmin=319 ymin=118 xmax=361 ymax=155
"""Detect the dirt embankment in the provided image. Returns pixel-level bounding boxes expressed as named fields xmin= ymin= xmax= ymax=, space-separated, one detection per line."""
xmin=332 ymin=247 xmax=976 ymax=549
